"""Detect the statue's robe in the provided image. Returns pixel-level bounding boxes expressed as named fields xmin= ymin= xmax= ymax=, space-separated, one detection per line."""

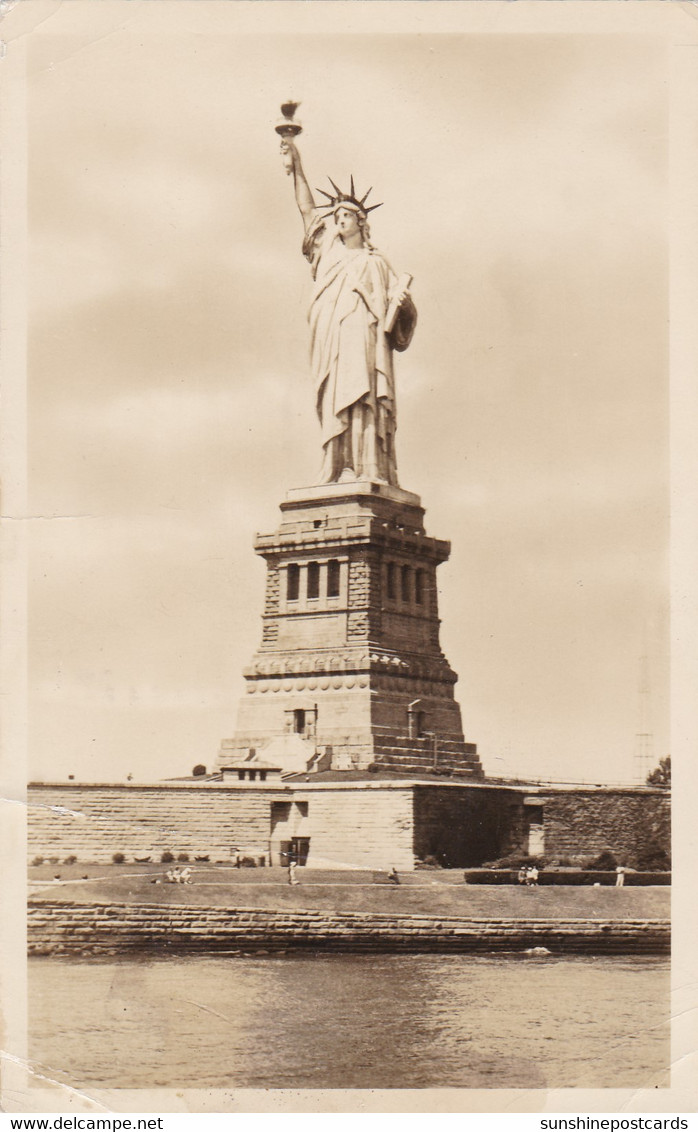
xmin=304 ymin=214 xmax=416 ymax=485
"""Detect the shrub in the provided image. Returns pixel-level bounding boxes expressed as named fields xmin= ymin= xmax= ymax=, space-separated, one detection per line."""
xmin=160 ymin=850 xmax=175 ymax=864
xmin=31 ymin=856 xmax=44 ymax=867
xmin=415 ymin=855 xmax=443 ymax=869
xmin=192 ymin=763 xmax=207 ymax=777
xmin=646 ymin=756 xmax=671 ymax=787
xmin=48 ymin=857 xmax=60 ymax=865
xmin=194 ymin=855 xmax=210 ymax=862
xmin=63 ymin=855 xmax=77 ymax=865
xmin=177 ymin=852 xmax=190 ymax=863
xmin=367 ymin=763 xmax=380 ymax=773
xmin=112 ymin=852 xmax=125 ymax=865
xmin=484 ymin=854 xmax=545 ymax=869
xmin=635 ymin=842 xmax=671 ymax=871
xmin=584 ymin=849 xmax=617 ymax=871
xmin=239 ymin=856 xmax=257 ymax=867
xmin=464 ymin=869 xmax=514 ymax=885
xmin=462 ymin=866 xmax=670 ymax=887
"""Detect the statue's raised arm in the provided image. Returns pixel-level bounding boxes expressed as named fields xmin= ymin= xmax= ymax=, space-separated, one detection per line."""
xmin=276 ymin=103 xmax=417 ymax=487
xmin=279 ymin=137 xmax=315 ymax=232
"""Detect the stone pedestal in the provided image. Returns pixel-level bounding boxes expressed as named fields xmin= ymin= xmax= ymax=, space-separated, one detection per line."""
xmin=217 ymin=480 xmax=482 ymax=778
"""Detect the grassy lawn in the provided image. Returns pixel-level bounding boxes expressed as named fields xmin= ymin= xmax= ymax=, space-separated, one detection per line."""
xmin=28 ymin=863 xmax=670 ymax=920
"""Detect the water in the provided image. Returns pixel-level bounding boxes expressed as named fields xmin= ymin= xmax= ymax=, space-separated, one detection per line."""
xmin=30 ymin=954 xmax=669 ymax=1090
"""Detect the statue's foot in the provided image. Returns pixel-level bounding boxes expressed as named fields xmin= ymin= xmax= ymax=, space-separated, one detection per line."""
xmin=338 ymin=467 xmax=358 ymax=483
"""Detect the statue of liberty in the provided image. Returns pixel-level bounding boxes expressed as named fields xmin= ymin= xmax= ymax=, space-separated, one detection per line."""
xmin=278 ymin=107 xmax=417 ymax=486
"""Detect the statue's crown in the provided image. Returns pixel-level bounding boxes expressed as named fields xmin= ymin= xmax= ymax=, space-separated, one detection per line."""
xmin=316 ymin=175 xmax=383 ymax=217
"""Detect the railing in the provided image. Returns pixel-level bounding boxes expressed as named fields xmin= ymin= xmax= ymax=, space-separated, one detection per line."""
xmin=483 ymin=775 xmax=667 ymax=789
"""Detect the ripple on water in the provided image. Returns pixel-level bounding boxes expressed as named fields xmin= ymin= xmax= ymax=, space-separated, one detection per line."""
xmin=29 ymin=953 xmax=669 ymax=1090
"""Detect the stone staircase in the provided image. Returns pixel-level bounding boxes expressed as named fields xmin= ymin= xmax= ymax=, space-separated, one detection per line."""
xmin=370 ymin=727 xmax=484 ymax=778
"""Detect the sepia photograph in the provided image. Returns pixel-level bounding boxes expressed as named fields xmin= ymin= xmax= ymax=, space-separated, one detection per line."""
xmin=1 ymin=0 xmax=696 ymax=1116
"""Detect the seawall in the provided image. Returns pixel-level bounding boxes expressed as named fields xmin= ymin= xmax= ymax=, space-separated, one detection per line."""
xmin=28 ymin=900 xmax=670 ymax=956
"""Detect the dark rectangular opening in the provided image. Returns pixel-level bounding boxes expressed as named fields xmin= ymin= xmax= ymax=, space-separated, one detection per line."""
xmin=327 ymin=559 xmax=340 ymax=598
xmin=386 ymin=562 xmax=396 ymax=600
xmin=401 ymin=564 xmax=411 ymax=602
xmin=307 ymin=561 xmax=320 ymax=600
xmin=287 ymin=563 xmax=300 ymax=602
xmin=415 ymin=569 xmax=424 ymax=605
xmin=291 ymin=837 xmax=310 ymax=866
xmin=293 ymin=708 xmax=306 ymax=734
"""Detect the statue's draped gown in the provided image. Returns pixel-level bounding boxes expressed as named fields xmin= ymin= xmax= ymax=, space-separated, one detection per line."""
xmin=304 ymin=212 xmax=416 ymax=485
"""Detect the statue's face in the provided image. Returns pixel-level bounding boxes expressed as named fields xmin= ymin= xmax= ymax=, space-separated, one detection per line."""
xmin=335 ymin=207 xmax=362 ymax=239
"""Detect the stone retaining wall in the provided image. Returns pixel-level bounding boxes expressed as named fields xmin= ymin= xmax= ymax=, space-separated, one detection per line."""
xmin=28 ymin=784 xmax=271 ymax=864
xmin=27 ymin=781 xmax=671 ymax=871
xmin=539 ymin=790 xmax=671 ymax=864
xmin=306 ymin=787 xmax=413 ymax=869
xmin=28 ymin=900 xmax=670 ymax=957
xmin=27 ymin=782 xmax=417 ymax=870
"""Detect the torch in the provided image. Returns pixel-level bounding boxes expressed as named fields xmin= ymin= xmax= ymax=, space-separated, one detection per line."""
xmin=275 ymin=101 xmax=302 ymax=175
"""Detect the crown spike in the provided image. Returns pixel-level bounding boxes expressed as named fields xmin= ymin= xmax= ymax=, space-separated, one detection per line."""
xmin=322 ymin=175 xmax=382 ymax=216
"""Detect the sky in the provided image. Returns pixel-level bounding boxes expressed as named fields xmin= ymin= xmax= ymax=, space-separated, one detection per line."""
xmin=25 ymin=6 xmax=669 ymax=785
